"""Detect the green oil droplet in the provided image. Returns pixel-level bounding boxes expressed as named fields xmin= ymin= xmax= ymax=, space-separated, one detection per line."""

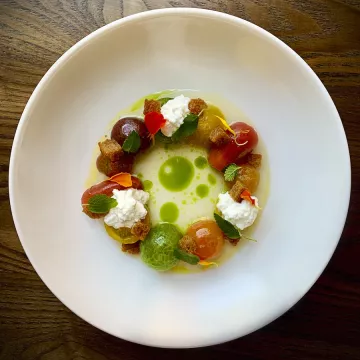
xmin=137 ymin=173 xmax=144 ymax=179
xmin=160 ymin=202 xmax=179 ymax=223
xmin=196 ymin=184 xmax=209 ymax=198
xmin=196 ymin=175 xmax=200 ymax=180
xmin=182 ymin=200 xmax=187 ymax=205
xmin=208 ymin=173 xmax=217 ymax=185
xmin=158 ymin=156 xmax=194 ymax=191
xmin=194 ymin=156 xmax=208 ymax=169
xmin=143 ymin=180 xmax=153 ymax=191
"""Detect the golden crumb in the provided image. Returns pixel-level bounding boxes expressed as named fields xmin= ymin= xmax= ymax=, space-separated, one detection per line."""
xmin=98 ymin=139 xmax=123 ymax=161
xmin=229 ymin=181 xmax=246 ymax=202
xmin=131 ymin=220 xmax=150 ymax=240
xmin=179 ymin=235 xmax=197 ymax=254
xmin=122 ymin=241 xmax=141 ymax=254
xmin=188 ymin=98 xmax=207 ymax=115
xmin=143 ymin=99 xmax=161 ymax=115
xmin=209 ymin=126 xmax=231 ymax=146
xmin=246 ymin=153 xmax=262 ymax=168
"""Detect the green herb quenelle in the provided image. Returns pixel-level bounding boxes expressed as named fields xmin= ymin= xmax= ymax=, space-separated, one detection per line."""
xmin=81 ymin=91 xmax=264 ymax=272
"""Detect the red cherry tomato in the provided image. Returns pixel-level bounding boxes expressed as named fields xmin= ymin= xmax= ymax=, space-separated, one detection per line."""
xmin=81 ymin=176 xmax=143 ymax=218
xmin=186 ymin=220 xmax=224 ymax=260
xmin=208 ymin=122 xmax=258 ymax=171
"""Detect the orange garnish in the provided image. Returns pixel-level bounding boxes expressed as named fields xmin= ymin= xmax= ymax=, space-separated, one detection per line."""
xmin=214 ymin=115 xmax=236 ymax=135
xmin=198 ymin=260 xmax=218 ymax=267
xmin=108 ymin=173 xmax=132 ymax=187
xmin=240 ymin=189 xmax=256 ymax=206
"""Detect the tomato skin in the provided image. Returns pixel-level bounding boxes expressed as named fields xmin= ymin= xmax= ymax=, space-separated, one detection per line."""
xmin=208 ymin=122 xmax=258 ymax=171
xmin=81 ymin=176 xmax=142 ymax=218
xmin=186 ymin=220 xmax=224 ymax=260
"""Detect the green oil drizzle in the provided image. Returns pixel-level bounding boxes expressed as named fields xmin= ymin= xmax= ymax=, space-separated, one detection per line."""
xmin=208 ymin=173 xmax=217 ymax=185
xmin=196 ymin=184 xmax=209 ymax=198
xmin=160 ymin=202 xmax=179 ymax=223
xmin=194 ymin=156 xmax=208 ymax=169
xmin=143 ymin=180 xmax=153 ymax=191
xmin=158 ymin=156 xmax=194 ymax=191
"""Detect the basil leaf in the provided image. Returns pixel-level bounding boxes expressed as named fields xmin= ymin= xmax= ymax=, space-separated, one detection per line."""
xmin=158 ymin=97 xmax=173 ymax=106
xmin=172 ymin=117 xmax=199 ymax=142
xmin=155 ymin=131 xmax=173 ymax=144
xmin=213 ymin=213 xmax=240 ymax=239
xmin=183 ymin=113 xmax=198 ymax=123
xmin=174 ymin=248 xmax=200 ymax=265
xmin=88 ymin=194 xmax=118 ymax=213
xmin=122 ymin=130 xmax=141 ymax=153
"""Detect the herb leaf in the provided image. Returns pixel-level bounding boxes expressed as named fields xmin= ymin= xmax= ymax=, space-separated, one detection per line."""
xmin=224 ymin=163 xmax=240 ymax=181
xmin=172 ymin=115 xmax=199 ymax=142
xmin=122 ymin=130 xmax=141 ymax=153
xmin=214 ymin=213 xmax=240 ymax=239
xmin=155 ymin=131 xmax=173 ymax=144
xmin=88 ymin=194 xmax=117 ymax=213
xmin=174 ymin=248 xmax=200 ymax=265
xmin=158 ymin=97 xmax=173 ymax=106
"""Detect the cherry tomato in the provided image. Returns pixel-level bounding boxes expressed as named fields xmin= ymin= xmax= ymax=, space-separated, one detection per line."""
xmin=81 ymin=176 xmax=143 ymax=218
xmin=186 ymin=220 xmax=224 ymax=260
xmin=208 ymin=122 xmax=258 ymax=171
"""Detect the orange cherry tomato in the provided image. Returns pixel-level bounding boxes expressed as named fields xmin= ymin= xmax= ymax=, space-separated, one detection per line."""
xmin=186 ymin=220 xmax=224 ymax=260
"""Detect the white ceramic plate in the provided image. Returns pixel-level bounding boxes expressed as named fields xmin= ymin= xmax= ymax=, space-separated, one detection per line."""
xmin=10 ymin=9 xmax=350 ymax=348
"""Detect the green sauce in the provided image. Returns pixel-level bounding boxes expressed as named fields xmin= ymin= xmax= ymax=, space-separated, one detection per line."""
xmin=196 ymin=184 xmax=209 ymax=198
xmin=208 ymin=173 xmax=217 ymax=185
xmin=143 ymin=180 xmax=153 ymax=191
xmin=158 ymin=156 xmax=194 ymax=191
xmin=160 ymin=202 xmax=179 ymax=223
xmin=194 ymin=156 xmax=208 ymax=169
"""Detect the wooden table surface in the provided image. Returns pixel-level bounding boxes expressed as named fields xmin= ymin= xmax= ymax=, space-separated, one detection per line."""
xmin=1 ymin=0 xmax=360 ymax=359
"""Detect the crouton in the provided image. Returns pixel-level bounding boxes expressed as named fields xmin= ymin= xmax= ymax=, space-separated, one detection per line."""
xmin=98 ymin=139 xmax=123 ymax=161
xmin=96 ymin=153 xmax=134 ymax=177
xmin=131 ymin=220 xmax=150 ymax=240
xmin=188 ymin=98 xmax=207 ymax=115
xmin=122 ymin=241 xmax=141 ymax=254
xmin=143 ymin=99 xmax=161 ymax=115
xmin=246 ymin=153 xmax=262 ymax=168
xmin=209 ymin=126 xmax=231 ymax=146
xmin=229 ymin=181 xmax=246 ymax=202
xmin=179 ymin=235 xmax=197 ymax=254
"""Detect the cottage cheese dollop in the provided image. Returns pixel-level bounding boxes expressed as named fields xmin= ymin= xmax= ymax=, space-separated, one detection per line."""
xmin=104 ymin=189 xmax=150 ymax=229
xmin=216 ymin=192 xmax=259 ymax=230
xmin=161 ymin=95 xmax=191 ymax=137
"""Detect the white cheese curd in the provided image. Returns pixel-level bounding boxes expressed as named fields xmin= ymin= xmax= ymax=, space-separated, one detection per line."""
xmin=104 ymin=189 xmax=150 ymax=229
xmin=216 ymin=192 xmax=259 ymax=230
xmin=160 ymin=94 xmax=191 ymax=137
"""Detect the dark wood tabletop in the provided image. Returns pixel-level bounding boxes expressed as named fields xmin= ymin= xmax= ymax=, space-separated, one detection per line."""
xmin=1 ymin=0 xmax=360 ymax=359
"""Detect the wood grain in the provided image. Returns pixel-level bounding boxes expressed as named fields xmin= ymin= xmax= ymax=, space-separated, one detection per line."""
xmin=1 ymin=0 xmax=360 ymax=359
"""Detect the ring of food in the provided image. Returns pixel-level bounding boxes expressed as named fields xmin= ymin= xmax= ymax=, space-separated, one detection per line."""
xmin=81 ymin=93 xmax=263 ymax=272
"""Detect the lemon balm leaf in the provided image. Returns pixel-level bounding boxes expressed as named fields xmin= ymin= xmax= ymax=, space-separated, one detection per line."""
xmin=88 ymin=194 xmax=117 ymax=213
xmin=214 ymin=213 xmax=240 ymax=239
xmin=174 ymin=248 xmax=200 ymax=265
xmin=172 ymin=116 xmax=199 ymax=142
xmin=158 ymin=97 xmax=173 ymax=106
xmin=224 ymin=163 xmax=240 ymax=181
xmin=122 ymin=130 xmax=141 ymax=153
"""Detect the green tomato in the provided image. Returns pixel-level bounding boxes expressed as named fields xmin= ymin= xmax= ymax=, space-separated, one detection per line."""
xmin=140 ymin=223 xmax=182 ymax=271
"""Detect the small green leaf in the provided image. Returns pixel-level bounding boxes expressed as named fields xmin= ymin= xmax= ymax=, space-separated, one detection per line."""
xmin=158 ymin=97 xmax=173 ymax=106
xmin=174 ymin=248 xmax=200 ymax=265
xmin=224 ymin=163 xmax=240 ymax=181
xmin=155 ymin=131 xmax=173 ymax=144
xmin=183 ymin=113 xmax=198 ymax=123
xmin=88 ymin=194 xmax=117 ymax=213
xmin=214 ymin=213 xmax=240 ymax=239
xmin=122 ymin=130 xmax=141 ymax=153
xmin=172 ymin=116 xmax=199 ymax=142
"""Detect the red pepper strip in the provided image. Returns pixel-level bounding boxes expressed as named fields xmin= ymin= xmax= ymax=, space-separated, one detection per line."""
xmin=144 ymin=112 xmax=166 ymax=136
xmin=240 ymin=189 xmax=256 ymax=206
